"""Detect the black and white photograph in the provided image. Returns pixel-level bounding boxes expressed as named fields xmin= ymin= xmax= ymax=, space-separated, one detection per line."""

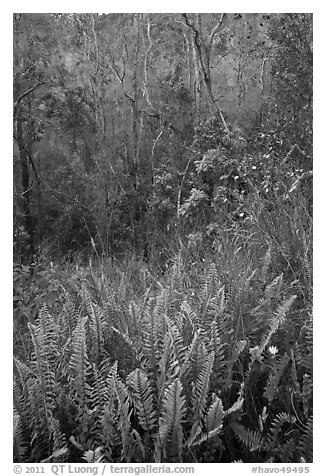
xmin=12 ymin=9 xmax=313 ymax=467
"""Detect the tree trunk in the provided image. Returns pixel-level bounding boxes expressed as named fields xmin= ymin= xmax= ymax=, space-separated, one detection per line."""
xmin=16 ymin=109 xmax=34 ymax=255
xmin=183 ymin=13 xmax=229 ymax=131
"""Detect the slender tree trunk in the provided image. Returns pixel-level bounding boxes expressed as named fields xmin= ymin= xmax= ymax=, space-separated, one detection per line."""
xmin=16 ymin=109 xmax=34 ymax=255
xmin=183 ymin=13 xmax=229 ymax=131
xmin=191 ymin=32 xmax=201 ymax=114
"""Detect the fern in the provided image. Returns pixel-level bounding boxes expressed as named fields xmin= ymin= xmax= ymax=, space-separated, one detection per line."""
xmin=298 ymin=416 xmax=313 ymax=462
xmin=301 ymin=373 xmax=313 ymax=418
xmin=101 ymin=362 xmax=120 ymax=461
xmin=191 ymin=352 xmax=215 ymax=425
xmin=26 ymin=305 xmax=60 ymax=442
xmin=232 ymin=422 xmax=264 ymax=452
xmin=127 ymin=368 xmax=156 ymax=432
xmin=207 ymin=285 xmax=226 ymax=319
xmin=205 ymin=393 xmax=224 ymax=433
xmin=179 ymin=330 xmax=201 ymax=380
xmin=83 ymin=286 xmax=106 ymax=362
xmin=187 ymin=393 xmax=224 ymax=448
xmin=261 ymin=247 xmax=272 ymax=284
xmin=266 ymin=412 xmax=296 ymax=452
xmin=257 ymin=295 xmax=296 ymax=359
xmin=13 ymin=241 xmax=312 ymax=463
xmin=155 ymin=378 xmax=186 ymax=462
xmin=47 ymin=417 xmax=67 ymax=461
xmin=114 ymin=373 xmax=133 ymax=461
xmin=224 ymin=339 xmax=247 ymax=390
xmin=13 ymin=410 xmax=23 ymax=462
xmin=82 ymin=447 xmax=103 ymax=462
xmin=156 ymin=334 xmax=179 ymax=404
xmin=134 ymin=291 xmax=168 ymax=385
xmin=264 ymin=353 xmax=291 ymax=404
xmin=69 ymin=316 xmax=91 ymax=419
xmin=165 ymin=315 xmax=186 ymax=369
xmin=264 ymin=273 xmax=283 ymax=301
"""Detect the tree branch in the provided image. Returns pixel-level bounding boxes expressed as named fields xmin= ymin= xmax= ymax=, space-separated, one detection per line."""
xmin=209 ymin=13 xmax=225 ymax=48
xmin=14 ymin=82 xmax=45 ymax=117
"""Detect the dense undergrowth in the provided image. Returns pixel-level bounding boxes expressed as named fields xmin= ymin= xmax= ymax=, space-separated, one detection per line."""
xmin=13 ymin=188 xmax=312 ymax=463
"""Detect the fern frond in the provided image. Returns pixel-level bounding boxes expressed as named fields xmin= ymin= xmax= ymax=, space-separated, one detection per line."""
xmin=84 ymin=290 xmax=105 ymax=362
xmin=225 ymin=393 xmax=244 ymax=416
xmin=180 ymin=330 xmax=201 ymax=380
xmin=264 ymin=273 xmax=283 ymax=301
xmin=165 ymin=315 xmax=186 ymax=368
xmin=301 ymin=373 xmax=313 ymax=418
xmin=224 ymin=339 xmax=246 ymax=390
xmin=181 ymin=300 xmax=198 ymax=328
xmin=69 ymin=316 xmax=91 ymax=414
xmin=88 ymin=361 xmax=111 ymax=415
xmin=157 ymin=335 xmax=179 ymax=404
xmin=28 ymin=307 xmax=59 ymax=435
xmin=127 ymin=368 xmax=156 ymax=432
xmin=264 ymin=353 xmax=291 ymax=404
xmin=277 ymin=437 xmax=297 ymax=463
xmin=261 ymin=247 xmax=272 ymax=284
xmin=49 ymin=416 xmax=67 ymax=458
xmin=299 ymin=416 xmax=313 ymax=462
xmin=205 ymin=393 xmax=224 ymax=433
xmin=13 ymin=410 xmax=23 ymax=462
xmin=232 ymin=422 xmax=264 ymax=452
xmin=258 ymin=295 xmax=296 ymax=357
xmin=82 ymin=447 xmax=103 ymax=463
xmin=266 ymin=412 xmax=296 ymax=450
xmin=191 ymin=352 xmax=214 ymax=424
xmin=101 ymin=363 xmax=120 ymax=461
xmin=114 ymin=374 xmax=133 ymax=462
xmin=156 ymin=378 xmax=186 ymax=462
xmin=207 ymin=285 xmax=226 ymax=319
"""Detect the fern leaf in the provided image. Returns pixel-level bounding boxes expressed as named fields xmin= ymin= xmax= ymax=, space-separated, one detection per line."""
xmin=264 ymin=273 xmax=283 ymax=300
xmin=205 ymin=393 xmax=224 ymax=433
xmin=114 ymin=374 xmax=133 ymax=462
xmin=264 ymin=353 xmax=291 ymax=404
xmin=165 ymin=315 xmax=186 ymax=368
xmin=69 ymin=316 xmax=91 ymax=412
xmin=127 ymin=368 xmax=156 ymax=432
xmin=156 ymin=378 xmax=186 ymax=462
xmin=258 ymin=295 xmax=296 ymax=357
xmin=261 ymin=247 xmax=272 ymax=284
xmin=266 ymin=412 xmax=296 ymax=450
xmin=302 ymin=373 xmax=313 ymax=418
xmin=101 ymin=363 xmax=120 ymax=461
xmin=28 ymin=307 xmax=58 ymax=434
xmin=180 ymin=330 xmax=201 ymax=379
xmin=84 ymin=289 xmax=105 ymax=361
xmin=157 ymin=334 xmax=179 ymax=404
xmin=82 ymin=447 xmax=103 ymax=463
xmin=299 ymin=416 xmax=313 ymax=462
xmin=232 ymin=422 xmax=264 ymax=452
xmin=191 ymin=352 xmax=214 ymax=424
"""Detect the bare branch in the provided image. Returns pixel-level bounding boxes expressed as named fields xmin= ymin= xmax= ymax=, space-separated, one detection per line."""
xmin=90 ymin=14 xmax=99 ymax=74
xmin=151 ymin=129 xmax=163 ymax=163
xmin=143 ymin=14 xmax=154 ymax=110
xmin=14 ymin=82 xmax=45 ymax=117
xmin=209 ymin=13 xmax=225 ymax=48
